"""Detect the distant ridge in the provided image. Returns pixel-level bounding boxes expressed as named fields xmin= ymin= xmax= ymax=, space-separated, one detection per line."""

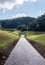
xmin=0 ymin=14 xmax=45 ymax=31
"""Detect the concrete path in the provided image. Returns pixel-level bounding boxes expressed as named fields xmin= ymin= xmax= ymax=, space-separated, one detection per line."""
xmin=4 ymin=35 xmax=45 ymax=65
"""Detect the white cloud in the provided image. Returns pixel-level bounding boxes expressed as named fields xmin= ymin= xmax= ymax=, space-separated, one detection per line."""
xmin=30 ymin=0 xmax=37 ymax=3
xmin=13 ymin=14 xmax=27 ymax=18
xmin=0 ymin=0 xmax=37 ymax=10
xmin=0 ymin=1 xmax=15 ymax=10
xmin=0 ymin=0 xmax=29 ymax=10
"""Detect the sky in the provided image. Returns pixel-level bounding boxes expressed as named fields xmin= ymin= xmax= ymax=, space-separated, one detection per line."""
xmin=0 ymin=0 xmax=45 ymax=20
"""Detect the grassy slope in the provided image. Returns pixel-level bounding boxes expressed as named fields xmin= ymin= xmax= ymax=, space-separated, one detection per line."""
xmin=0 ymin=30 xmax=19 ymax=48
xmin=25 ymin=31 xmax=45 ymax=45
xmin=0 ymin=30 xmax=45 ymax=48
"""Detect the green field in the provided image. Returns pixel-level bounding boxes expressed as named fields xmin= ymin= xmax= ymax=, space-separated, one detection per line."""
xmin=25 ymin=31 xmax=45 ymax=45
xmin=0 ymin=30 xmax=20 ymax=48
xmin=0 ymin=30 xmax=45 ymax=48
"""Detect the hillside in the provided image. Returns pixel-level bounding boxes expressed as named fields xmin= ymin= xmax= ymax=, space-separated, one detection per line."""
xmin=0 ymin=30 xmax=19 ymax=48
xmin=0 ymin=14 xmax=45 ymax=31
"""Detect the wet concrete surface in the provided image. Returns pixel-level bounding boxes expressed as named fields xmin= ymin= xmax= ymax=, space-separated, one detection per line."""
xmin=4 ymin=35 xmax=45 ymax=65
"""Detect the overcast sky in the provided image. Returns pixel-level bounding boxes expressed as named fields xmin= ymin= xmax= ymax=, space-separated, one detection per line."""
xmin=0 ymin=0 xmax=45 ymax=20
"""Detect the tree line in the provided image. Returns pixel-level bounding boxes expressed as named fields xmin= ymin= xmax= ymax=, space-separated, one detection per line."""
xmin=0 ymin=14 xmax=45 ymax=31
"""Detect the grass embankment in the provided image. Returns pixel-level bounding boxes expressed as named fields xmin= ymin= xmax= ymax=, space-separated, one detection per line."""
xmin=0 ymin=30 xmax=20 ymax=65
xmin=0 ymin=30 xmax=19 ymax=48
xmin=24 ymin=31 xmax=45 ymax=58
xmin=23 ymin=31 xmax=45 ymax=45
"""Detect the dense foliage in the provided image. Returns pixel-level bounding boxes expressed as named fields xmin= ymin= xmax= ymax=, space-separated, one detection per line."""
xmin=0 ymin=14 xmax=45 ymax=31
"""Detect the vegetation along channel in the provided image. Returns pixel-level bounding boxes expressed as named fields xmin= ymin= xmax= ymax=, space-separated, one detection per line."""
xmin=0 ymin=14 xmax=45 ymax=65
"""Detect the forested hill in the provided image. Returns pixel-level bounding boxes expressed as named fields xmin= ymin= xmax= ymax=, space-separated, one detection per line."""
xmin=0 ymin=14 xmax=45 ymax=31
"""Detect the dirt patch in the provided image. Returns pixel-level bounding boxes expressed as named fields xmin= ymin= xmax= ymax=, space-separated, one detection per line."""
xmin=0 ymin=39 xmax=19 ymax=65
xmin=27 ymin=39 xmax=45 ymax=58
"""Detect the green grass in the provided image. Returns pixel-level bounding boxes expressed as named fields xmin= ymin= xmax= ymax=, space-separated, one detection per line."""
xmin=26 ymin=31 xmax=45 ymax=45
xmin=0 ymin=30 xmax=45 ymax=48
xmin=0 ymin=30 xmax=19 ymax=48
